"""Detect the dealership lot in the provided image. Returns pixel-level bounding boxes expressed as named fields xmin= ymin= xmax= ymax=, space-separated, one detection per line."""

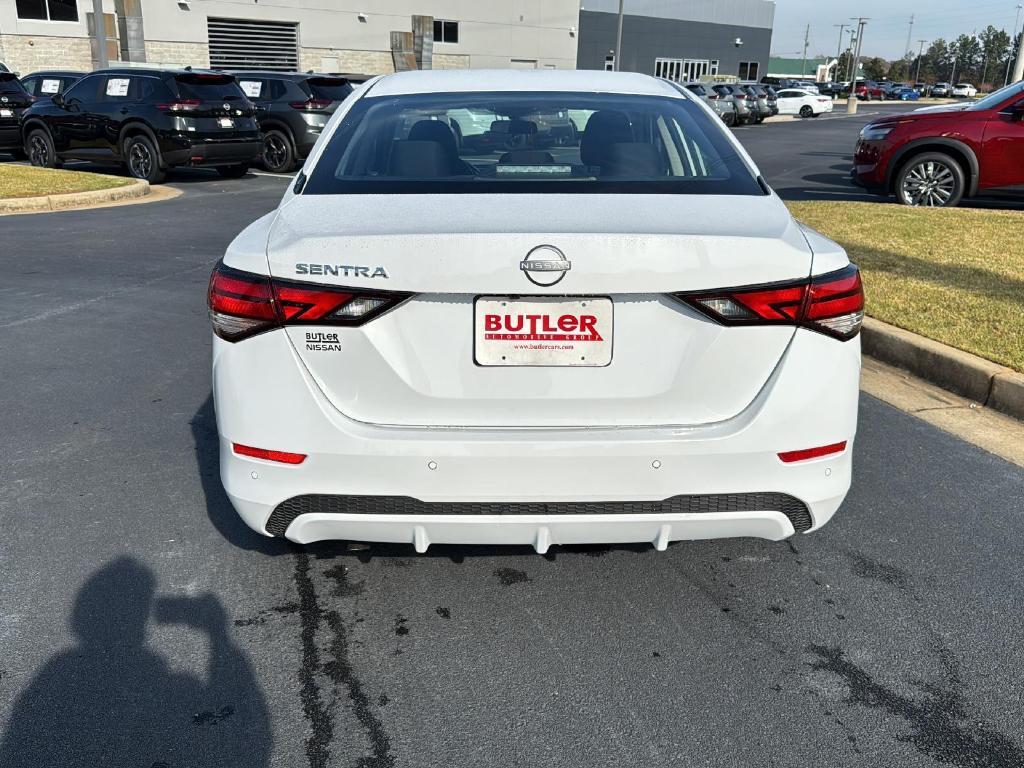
xmin=1 ymin=109 xmax=1023 ymax=768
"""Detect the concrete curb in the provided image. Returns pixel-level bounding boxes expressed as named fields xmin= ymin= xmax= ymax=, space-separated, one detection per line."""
xmin=0 ymin=178 xmax=149 ymax=214
xmin=862 ymin=317 xmax=1024 ymax=421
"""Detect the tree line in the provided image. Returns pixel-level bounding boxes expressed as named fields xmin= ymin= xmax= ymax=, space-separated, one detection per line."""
xmin=832 ymin=26 xmax=1022 ymax=88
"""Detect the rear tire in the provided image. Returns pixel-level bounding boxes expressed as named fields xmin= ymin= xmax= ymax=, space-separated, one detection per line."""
xmin=799 ymin=105 xmax=813 ymax=118
xmin=217 ymin=163 xmax=250 ymax=179
xmin=26 ymin=129 xmax=61 ymax=169
xmin=124 ymin=134 xmax=166 ymax=184
xmin=723 ymin=112 xmax=735 ymax=127
xmin=260 ymin=129 xmax=295 ymax=173
xmin=894 ymin=152 xmax=965 ymax=208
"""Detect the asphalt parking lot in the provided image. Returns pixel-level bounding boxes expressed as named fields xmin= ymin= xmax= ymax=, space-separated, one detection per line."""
xmin=2 ymin=107 xmax=1023 ymax=768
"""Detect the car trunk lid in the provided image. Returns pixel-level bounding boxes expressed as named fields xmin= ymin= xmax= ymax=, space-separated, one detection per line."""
xmin=264 ymin=193 xmax=813 ymax=428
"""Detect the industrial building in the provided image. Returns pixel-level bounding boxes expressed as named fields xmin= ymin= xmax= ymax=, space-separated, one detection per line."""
xmin=1 ymin=1 xmax=774 ymax=82
xmin=0 ymin=1 xmax=581 ymax=74
xmin=577 ymin=0 xmax=775 ymax=82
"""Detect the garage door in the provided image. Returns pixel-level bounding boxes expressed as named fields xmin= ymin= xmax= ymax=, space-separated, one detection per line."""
xmin=208 ymin=18 xmax=299 ymax=71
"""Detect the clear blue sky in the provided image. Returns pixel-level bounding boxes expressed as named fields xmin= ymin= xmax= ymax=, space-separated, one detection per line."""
xmin=771 ymin=0 xmax=1024 ymax=59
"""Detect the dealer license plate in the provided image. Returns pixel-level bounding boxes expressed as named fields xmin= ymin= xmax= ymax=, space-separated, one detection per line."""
xmin=0 ymin=109 xmax=13 ymax=118
xmin=474 ymin=297 xmax=613 ymax=367
xmin=218 ymin=117 xmax=235 ymax=128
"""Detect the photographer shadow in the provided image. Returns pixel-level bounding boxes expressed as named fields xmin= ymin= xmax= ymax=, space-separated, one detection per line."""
xmin=0 ymin=558 xmax=271 ymax=767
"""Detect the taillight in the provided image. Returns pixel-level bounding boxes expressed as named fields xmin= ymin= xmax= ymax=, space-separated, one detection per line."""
xmin=156 ymin=98 xmax=201 ymax=113
xmin=208 ymin=262 xmax=412 ymax=342
xmin=778 ymin=441 xmax=847 ymax=463
xmin=707 ymin=93 xmax=720 ymax=100
xmin=290 ymin=98 xmax=331 ymax=111
xmin=673 ymin=265 xmax=864 ymax=340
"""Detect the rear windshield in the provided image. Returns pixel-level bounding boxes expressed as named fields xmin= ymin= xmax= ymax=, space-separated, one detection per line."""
xmin=174 ymin=74 xmax=245 ymax=101
xmin=305 ymin=77 xmax=353 ymax=102
xmin=0 ymin=74 xmax=28 ymax=94
xmin=305 ymin=90 xmax=761 ymax=196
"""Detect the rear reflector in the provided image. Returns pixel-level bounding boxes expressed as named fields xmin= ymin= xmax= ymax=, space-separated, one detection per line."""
xmin=208 ymin=262 xmax=412 ymax=341
xmin=674 ymin=264 xmax=864 ymax=340
xmin=233 ymin=443 xmax=307 ymax=464
xmin=778 ymin=441 xmax=847 ymax=463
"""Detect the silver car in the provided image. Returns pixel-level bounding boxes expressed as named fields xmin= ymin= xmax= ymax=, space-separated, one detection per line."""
xmin=683 ymin=82 xmax=737 ymax=127
xmin=711 ymin=84 xmax=751 ymax=124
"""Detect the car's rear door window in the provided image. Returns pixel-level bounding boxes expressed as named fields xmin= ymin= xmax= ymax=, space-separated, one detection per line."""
xmin=174 ymin=74 xmax=245 ymax=102
xmin=305 ymin=77 xmax=353 ymax=102
xmin=304 ymin=90 xmax=762 ymax=196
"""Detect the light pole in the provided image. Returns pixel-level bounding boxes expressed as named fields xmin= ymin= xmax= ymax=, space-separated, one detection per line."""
xmin=847 ymin=18 xmax=868 ymax=114
xmin=915 ymin=39 xmax=927 ymax=83
xmin=91 ymin=0 xmax=108 ymax=69
xmin=1007 ymin=4 xmax=1024 ymax=85
xmin=614 ymin=0 xmax=624 ymax=71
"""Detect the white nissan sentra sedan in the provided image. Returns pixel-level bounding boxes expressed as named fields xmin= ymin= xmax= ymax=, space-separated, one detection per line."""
xmin=210 ymin=69 xmax=862 ymax=553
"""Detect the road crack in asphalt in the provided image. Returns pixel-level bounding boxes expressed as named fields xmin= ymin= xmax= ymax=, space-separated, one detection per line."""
xmin=293 ymin=551 xmax=394 ymax=768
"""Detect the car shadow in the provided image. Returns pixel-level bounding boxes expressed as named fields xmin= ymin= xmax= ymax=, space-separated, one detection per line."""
xmin=0 ymin=558 xmax=272 ymax=767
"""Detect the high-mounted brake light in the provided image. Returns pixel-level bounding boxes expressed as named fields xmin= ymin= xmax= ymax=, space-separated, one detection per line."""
xmin=208 ymin=262 xmax=412 ymax=342
xmin=232 ymin=443 xmax=307 ymax=464
xmin=778 ymin=441 xmax=847 ymax=463
xmin=673 ymin=265 xmax=864 ymax=340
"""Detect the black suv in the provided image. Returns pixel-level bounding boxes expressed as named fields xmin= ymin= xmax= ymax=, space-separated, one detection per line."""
xmin=20 ymin=67 xmax=261 ymax=182
xmin=20 ymin=70 xmax=86 ymax=103
xmin=226 ymin=71 xmax=355 ymax=172
xmin=1 ymin=72 xmax=33 ymax=159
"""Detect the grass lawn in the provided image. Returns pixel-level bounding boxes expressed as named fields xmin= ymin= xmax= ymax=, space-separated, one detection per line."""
xmin=0 ymin=165 xmax=132 ymax=199
xmin=787 ymin=201 xmax=1024 ymax=373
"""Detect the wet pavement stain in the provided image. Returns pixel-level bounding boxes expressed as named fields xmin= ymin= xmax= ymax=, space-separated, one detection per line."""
xmin=192 ymin=705 xmax=234 ymax=726
xmin=435 ymin=606 xmax=450 ymax=619
xmin=846 ymin=551 xmax=911 ymax=591
xmin=394 ymin=616 xmax=409 ymax=636
xmin=493 ymin=568 xmax=531 ymax=586
xmin=293 ymin=551 xmax=395 ymax=768
xmin=808 ymin=645 xmax=1024 ymax=767
xmin=324 ymin=564 xmax=366 ymax=597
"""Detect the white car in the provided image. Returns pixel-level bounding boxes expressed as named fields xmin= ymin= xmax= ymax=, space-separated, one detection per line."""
xmin=775 ymin=88 xmax=834 ymax=117
xmin=952 ymin=83 xmax=977 ymax=98
xmin=210 ymin=70 xmax=862 ymax=552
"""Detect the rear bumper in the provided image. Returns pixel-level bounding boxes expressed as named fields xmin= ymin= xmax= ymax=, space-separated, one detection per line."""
xmin=0 ymin=124 xmax=21 ymax=149
xmin=213 ymin=327 xmax=861 ymax=549
xmin=163 ymin=137 xmax=261 ymax=167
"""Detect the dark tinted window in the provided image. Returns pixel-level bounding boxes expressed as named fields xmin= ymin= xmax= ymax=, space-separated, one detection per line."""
xmin=62 ymin=74 xmax=103 ymax=102
xmin=174 ymin=74 xmax=245 ymax=101
xmin=277 ymin=79 xmax=310 ymax=101
xmin=685 ymin=84 xmax=706 ymax=97
xmin=16 ymin=0 xmax=76 ymax=20
xmin=306 ymin=77 xmax=353 ymax=102
xmin=0 ymin=74 xmax=29 ymax=94
xmin=433 ymin=19 xmax=459 ymax=43
xmin=305 ymin=90 xmax=761 ymax=196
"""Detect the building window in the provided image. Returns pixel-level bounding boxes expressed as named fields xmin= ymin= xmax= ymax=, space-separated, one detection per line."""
xmin=433 ymin=19 xmax=459 ymax=44
xmin=654 ymin=58 xmax=684 ymax=82
xmin=16 ymin=0 xmax=78 ymax=22
xmin=710 ymin=60 xmax=719 ymax=76
xmin=604 ymin=54 xmax=615 ymax=71
xmin=738 ymin=61 xmax=760 ymax=80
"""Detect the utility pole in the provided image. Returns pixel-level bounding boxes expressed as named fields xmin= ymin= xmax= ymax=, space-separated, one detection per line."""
xmin=904 ymin=15 xmax=915 ymax=62
xmin=801 ymin=24 xmax=810 ymax=77
xmin=834 ymin=23 xmax=848 ymax=80
xmin=1009 ymin=4 xmax=1024 ymax=85
xmin=847 ymin=17 xmax=868 ymax=114
xmin=846 ymin=28 xmax=858 ymax=82
xmin=91 ymin=0 xmax=108 ymax=69
xmin=915 ymin=39 xmax=927 ymax=83
xmin=614 ymin=0 xmax=625 ymax=71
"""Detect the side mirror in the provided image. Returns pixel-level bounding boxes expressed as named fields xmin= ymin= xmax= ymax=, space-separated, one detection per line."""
xmin=50 ymin=92 xmax=64 ymax=107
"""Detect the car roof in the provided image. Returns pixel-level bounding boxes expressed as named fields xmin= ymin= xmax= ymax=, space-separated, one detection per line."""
xmin=367 ymin=69 xmax=681 ymax=97
xmin=92 ymin=66 xmax=229 ymax=77
xmin=23 ymin=70 xmax=86 ymax=78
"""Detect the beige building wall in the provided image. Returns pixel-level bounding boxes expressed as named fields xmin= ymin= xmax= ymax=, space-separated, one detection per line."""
xmin=1 ymin=0 xmax=577 ymax=74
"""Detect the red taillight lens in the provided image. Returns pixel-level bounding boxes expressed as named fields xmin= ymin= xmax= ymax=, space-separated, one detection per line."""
xmin=208 ymin=262 xmax=412 ymax=342
xmin=156 ymin=98 xmax=201 ymax=113
xmin=674 ymin=265 xmax=864 ymax=340
xmin=778 ymin=441 xmax=847 ymax=463
xmin=233 ymin=443 xmax=306 ymax=464
xmin=290 ymin=98 xmax=332 ymax=111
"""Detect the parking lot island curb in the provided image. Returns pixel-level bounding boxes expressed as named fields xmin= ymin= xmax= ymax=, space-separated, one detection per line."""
xmin=0 ymin=178 xmax=150 ymax=214
xmin=862 ymin=317 xmax=1024 ymax=420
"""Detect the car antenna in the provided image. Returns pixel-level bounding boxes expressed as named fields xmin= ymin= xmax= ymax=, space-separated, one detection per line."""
xmin=185 ymin=65 xmax=192 ymax=71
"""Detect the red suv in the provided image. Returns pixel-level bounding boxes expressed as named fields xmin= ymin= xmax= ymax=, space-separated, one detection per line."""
xmin=854 ymin=81 xmax=885 ymax=100
xmin=852 ymin=82 xmax=1024 ymax=207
